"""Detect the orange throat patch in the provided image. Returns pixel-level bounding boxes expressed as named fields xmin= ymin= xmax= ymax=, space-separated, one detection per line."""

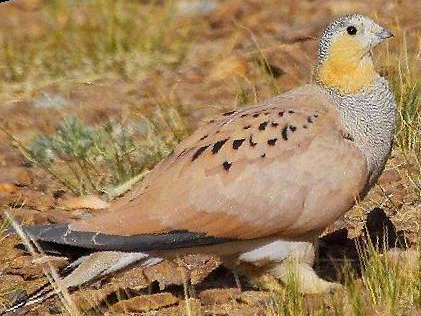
xmin=316 ymin=36 xmax=378 ymax=94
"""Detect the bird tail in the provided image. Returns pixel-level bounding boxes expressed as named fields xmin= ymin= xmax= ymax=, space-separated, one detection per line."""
xmin=0 ymin=283 xmax=57 ymax=316
xmin=0 ymin=256 xmax=83 ymax=315
xmin=0 ymin=252 xmax=162 ymax=315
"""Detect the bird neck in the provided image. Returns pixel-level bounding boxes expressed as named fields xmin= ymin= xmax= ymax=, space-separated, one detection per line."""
xmin=326 ymin=77 xmax=397 ymax=186
xmin=315 ymin=36 xmax=378 ymax=94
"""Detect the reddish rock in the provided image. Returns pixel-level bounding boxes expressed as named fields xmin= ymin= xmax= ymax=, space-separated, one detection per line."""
xmin=72 ymin=287 xmax=119 ymax=311
xmin=61 ymin=195 xmax=110 ymax=210
xmin=378 ymin=168 xmax=401 ymax=185
xmin=144 ymin=261 xmax=186 ymax=290
xmin=199 ymin=288 xmax=241 ymax=305
xmin=0 ymin=183 xmax=18 ymax=197
xmin=0 ymin=274 xmax=25 ymax=294
xmin=111 ymin=293 xmax=179 ymax=313
xmin=176 ymin=254 xmax=221 ymax=285
xmin=4 ymin=254 xmax=69 ymax=282
xmin=6 ymin=256 xmax=45 ymax=280
xmin=110 ymin=266 xmax=149 ymax=290
xmin=0 ymin=166 xmax=33 ymax=186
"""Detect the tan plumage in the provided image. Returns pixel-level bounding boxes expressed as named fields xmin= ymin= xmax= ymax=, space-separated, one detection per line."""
xmin=70 ymin=85 xmax=367 ymax=240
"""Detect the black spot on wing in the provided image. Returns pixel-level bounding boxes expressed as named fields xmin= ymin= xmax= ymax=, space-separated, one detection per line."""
xmin=271 ymin=122 xmax=279 ymax=128
xmin=252 ymin=113 xmax=260 ymax=118
xmin=177 ymin=148 xmax=189 ymax=158
xmin=212 ymin=138 xmax=229 ymax=154
xmin=222 ymin=161 xmax=232 ymax=171
xmin=232 ymin=139 xmax=246 ymax=150
xmin=22 ymin=224 xmax=234 ymax=252
xmin=259 ymin=121 xmax=268 ymax=131
xmin=192 ymin=145 xmax=209 ymax=161
xmin=243 ymin=125 xmax=252 ymax=130
xmin=281 ymin=126 xmax=289 ymax=140
xmin=290 ymin=125 xmax=297 ymax=132
xmin=199 ymin=135 xmax=209 ymax=141
xmin=249 ymin=135 xmax=257 ymax=147
xmin=278 ymin=111 xmax=284 ymax=117
xmin=267 ymin=138 xmax=277 ymax=146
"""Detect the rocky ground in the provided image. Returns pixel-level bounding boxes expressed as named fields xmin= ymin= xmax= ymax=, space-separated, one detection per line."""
xmin=0 ymin=0 xmax=419 ymax=315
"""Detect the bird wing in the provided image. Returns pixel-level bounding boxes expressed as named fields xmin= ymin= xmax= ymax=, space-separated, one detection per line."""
xmin=27 ymin=85 xmax=368 ymax=251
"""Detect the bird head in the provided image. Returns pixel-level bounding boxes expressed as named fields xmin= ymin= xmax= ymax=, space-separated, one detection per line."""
xmin=315 ymin=14 xmax=393 ymax=94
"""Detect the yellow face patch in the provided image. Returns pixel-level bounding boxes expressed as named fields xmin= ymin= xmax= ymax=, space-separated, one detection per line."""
xmin=316 ymin=36 xmax=377 ymax=94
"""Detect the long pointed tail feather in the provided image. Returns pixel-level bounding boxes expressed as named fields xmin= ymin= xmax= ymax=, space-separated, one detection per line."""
xmin=0 ymin=255 xmax=86 ymax=315
xmin=1 ymin=252 xmax=161 ymax=315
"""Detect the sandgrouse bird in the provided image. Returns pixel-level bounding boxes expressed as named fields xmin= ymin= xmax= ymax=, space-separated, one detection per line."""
xmin=3 ymin=14 xmax=396 ymax=314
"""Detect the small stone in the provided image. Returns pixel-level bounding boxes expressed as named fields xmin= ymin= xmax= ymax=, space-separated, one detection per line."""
xmin=72 ymin=287 xmax=118 ymax=311
xmin=15 ymin=169 xmax=33 ymax=186
xmin=110 ymin=293 xmax=179 ymax=312
xmin=144 ymin=261 xmax=185 ymax=290
xmin=378 ymin=169 xmax=401 ymax=185
xmin=32 ymin=92 xmax=69 ymax=109
xmin=0 ymin=275 xmax=25 ymax=296
xmin=0 ymin=167 xmax=33 ymax=186
xmin=32 ymin=194 xmax=57 ymax=212
xmin=8 ymin=288 xmax=27 ymax=305
xmin=0 ymin=183 xmax=18 ymax=195
xmin=199 ymin=288 xmax=241 ymax=305
xmin=110 ymin=266 xmax=149 ymax=290
xmin=52 ymin=190 xmax=66 ymax=199
xmin=6 ymin=256 xmax=44 ymax=280
xmin=176 ymin=254 xmax=221 ymax=285
xmin=5 ymin=255 xmax=68 ymax=281
xmin=48 ymin=302 xmax=63 ymax=314
xmin=61 ymin=195 xmax=110 ymax=210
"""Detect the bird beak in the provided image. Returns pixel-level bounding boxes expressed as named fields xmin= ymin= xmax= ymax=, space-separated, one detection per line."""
xmin=378 ymin=28 xmax=394 ymax=40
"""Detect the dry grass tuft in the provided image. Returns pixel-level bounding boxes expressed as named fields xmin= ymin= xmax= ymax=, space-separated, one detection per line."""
xmin=1 ymin=108 xmax=188 ymax=196
xmin=0 ymin=0 xmax=196 ymax=99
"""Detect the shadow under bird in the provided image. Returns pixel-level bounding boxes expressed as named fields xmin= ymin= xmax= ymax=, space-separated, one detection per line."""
xmin=2 ymin=13 xmax=396 ymax=315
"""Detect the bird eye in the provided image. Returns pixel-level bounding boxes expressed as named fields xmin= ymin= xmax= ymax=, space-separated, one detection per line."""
xmin=347 ymin=26 xmax=357 ymax=35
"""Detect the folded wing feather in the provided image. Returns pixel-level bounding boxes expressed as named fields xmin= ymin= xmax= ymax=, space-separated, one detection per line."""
xmin=26 ymin=85 xmax=368 ymax=250
xmin=67 ymin=84 xmax=368 ymax=241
